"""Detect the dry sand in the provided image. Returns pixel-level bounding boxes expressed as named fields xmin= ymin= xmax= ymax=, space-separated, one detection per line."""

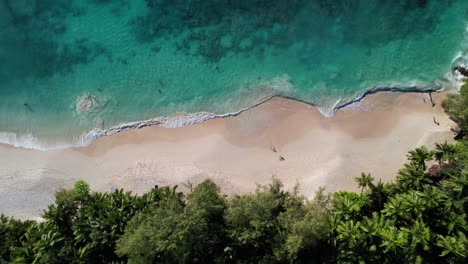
xmin=0 ymin=92 xmax=456 ymax=219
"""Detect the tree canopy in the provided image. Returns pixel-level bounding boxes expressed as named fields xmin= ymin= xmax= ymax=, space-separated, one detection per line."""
xmin=443 ymin=80 xmax=468 ymax=139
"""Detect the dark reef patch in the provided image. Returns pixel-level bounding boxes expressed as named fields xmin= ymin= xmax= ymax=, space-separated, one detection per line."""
xmin=88 ymin=0 xmax=130 ymax=15
xmin=0 ymin=0 xmax=110 ymax=81
xmin=130 ymin=0 xmax=303 ymax=62
xmin=130 ymin=0 xmax=443 ymax=63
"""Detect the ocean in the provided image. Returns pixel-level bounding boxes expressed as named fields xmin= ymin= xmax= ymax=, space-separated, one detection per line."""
xmin=0 ymin=0 xmax=467 ymax=149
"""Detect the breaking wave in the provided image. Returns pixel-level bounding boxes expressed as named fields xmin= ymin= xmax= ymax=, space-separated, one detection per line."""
xmin=1 ymin=49 xmax=467 ymax=151
xmin=0 ymin=85 xmax=455 ymax=151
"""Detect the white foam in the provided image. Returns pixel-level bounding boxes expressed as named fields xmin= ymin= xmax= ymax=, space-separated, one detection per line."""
xmin=0 ymin=132 xmax=76 ymax=151
xmin=79 ymin=95 xmax=276 ymax=148
xmin=1 ymin=59 xmax=465 ymax=151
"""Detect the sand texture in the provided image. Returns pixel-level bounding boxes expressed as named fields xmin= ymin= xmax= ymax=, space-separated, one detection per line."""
xmin=0 ymin=92 xmax=456 ymax=218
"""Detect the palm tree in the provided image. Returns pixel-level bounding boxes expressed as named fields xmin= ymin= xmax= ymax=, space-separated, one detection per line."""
xmin=335 ymin=195 xmax=363 ymax=221
xmin=355 ymin=173 xmax=374 ymax=193
xmin=336 ymin=220 xmax=362 ymax=246
xmin=368 ymin=180 xmax=389 ymax=211
xmin=401 ymin=220 xmax=431 ymax=254
xmin=361 ymin=212 xmax=389 ymax=238
xmin=379 ymin=226 xmax=407 ymax=255
xmin=400 ymin=191 xmax=425 ymax=220
xmin=396 ymin=163 xmax=426 ymax=191
xmin=436 ymin=232 xmax=467 ymax=259
xmin=407 ymin=146 xmax=432 ymax=171
xmin=382 ymin=195 xmax=407 ymax=221
xmin=431 ymin=142 xmax=458 ymax=166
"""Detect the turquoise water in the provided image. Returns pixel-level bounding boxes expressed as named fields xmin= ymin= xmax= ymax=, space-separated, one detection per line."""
xmin=0 ymin=0 xmax=467 ymax=149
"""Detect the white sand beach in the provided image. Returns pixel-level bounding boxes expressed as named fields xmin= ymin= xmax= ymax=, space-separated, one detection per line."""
xmin=0 ymin=92 xmax=456 ymax=219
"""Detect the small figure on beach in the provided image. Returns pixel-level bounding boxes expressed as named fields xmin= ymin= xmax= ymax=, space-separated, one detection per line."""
xmin=428 ymin=92 xmax=436 ymax=107
xmin=271 ymin=146 xmax=278 ymax=153
xmin=453 ymin=66 xmax=468 ymax=77
xmin=433 ymin=116 xmax=440 ymax=126
xmin=279 ymin=155 xmax=285 ymax=161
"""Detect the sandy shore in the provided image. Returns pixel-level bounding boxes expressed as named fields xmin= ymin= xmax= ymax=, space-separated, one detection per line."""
xmin=0 ymin=92 xmax=456 ymax=219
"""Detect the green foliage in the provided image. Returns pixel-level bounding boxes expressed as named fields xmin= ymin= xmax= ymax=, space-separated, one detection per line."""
xmin=278 ymin=188 xmax=331 ymax=262
xmin=443 ymin=80 xmax=468 ymax=139
xmin=115 ymin=196 xmax=186 ymax=264
xmin=116 ymin=180 xmax=227 ymax=264
xmin=0 ymin=215 xmax=35 ymax=263
xmin=396 ymin=163 xmax=427 ymax=191
xmin=407 ymin=146 xmax=432 ymax=171
xmin=72 ymin=189 xmax=144 ymax=263
xmin=331 ymin=142 xmax=468 ymax=263
xmin=355 ymin=172 xmax=374 ymax=193
xmin=225 ymin=179 xmax=289 ymax=263
xmin=5 ymin=180 xmax=173 ymax=264
xmin=73 ymin=180 xmax=90 ymax=200
xmin=436 ymin=232 xmax=467 ymax=258
xmin=432 ymin=141 xmax=463 ymax=165
xmin=225 ymin=179 xmax=332 ymax=263
xmin=115 ymin=178 xmax=333 ymax=264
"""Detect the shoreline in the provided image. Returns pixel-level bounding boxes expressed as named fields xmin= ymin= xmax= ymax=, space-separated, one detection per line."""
xmin=0 ymin=91 xmax=457 ymax=219
xmin=0 ymin=81 xmax=459 ymax=151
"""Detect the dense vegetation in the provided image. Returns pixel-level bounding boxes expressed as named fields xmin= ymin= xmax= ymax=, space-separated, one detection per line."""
xmin=443 ymin=80 xmax=468 ymax=140
xmin=1 ymin=82 xmax=467 ymax=263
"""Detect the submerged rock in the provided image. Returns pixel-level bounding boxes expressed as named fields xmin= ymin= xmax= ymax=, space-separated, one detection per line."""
xmin=75 ymin=94 xmax=102 ymax=115
xmin=454 ymin=66 xmax=468 ymax=77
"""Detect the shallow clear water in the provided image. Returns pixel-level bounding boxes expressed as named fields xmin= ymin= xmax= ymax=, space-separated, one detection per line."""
xmin=0 ymin=0 xmax=467 ymax=149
